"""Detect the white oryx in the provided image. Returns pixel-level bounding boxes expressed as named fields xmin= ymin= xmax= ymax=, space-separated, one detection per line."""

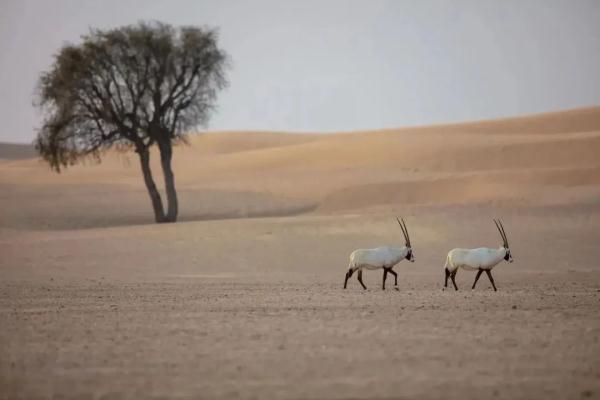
xmin=344 ymin=218 xmax=415 ymax=290
xmin=444 ymin=219 xmax=513 ymax=291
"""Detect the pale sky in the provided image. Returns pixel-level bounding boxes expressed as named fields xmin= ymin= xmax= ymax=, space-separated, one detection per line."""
xmin=1 ymin=0 xmax=599 ymax=143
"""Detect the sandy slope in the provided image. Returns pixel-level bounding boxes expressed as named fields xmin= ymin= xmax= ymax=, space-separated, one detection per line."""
xmin=1 ymin=106 xmax=600 ymax=399
xmin=1 ymin=106 xmax=600 ymax=230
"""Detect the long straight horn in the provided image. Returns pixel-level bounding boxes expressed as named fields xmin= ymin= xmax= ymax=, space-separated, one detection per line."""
xmin=498 ymin=219 xmax=509 ymax=247
xmin=493 ymin=219 xmax=507 ymax=247
xmin=396 ymin=217 xmax=408 ymax=244
xmin=401 ymin=218 xmax=411 ymax=247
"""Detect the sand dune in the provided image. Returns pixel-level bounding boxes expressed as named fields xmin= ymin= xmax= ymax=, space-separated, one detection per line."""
xmin=1 ymin=106 xmax=599 ymax=227
xmin=186 ymin=130 xmax=320 ymax=156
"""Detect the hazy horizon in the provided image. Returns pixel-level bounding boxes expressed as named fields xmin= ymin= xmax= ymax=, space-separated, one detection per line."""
xmin=1 ymin=0 xmax=599 ymax=143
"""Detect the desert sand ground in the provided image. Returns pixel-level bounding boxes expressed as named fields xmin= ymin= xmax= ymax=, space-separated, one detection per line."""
xmin=1 ymin=107 xmax=600 ymax=399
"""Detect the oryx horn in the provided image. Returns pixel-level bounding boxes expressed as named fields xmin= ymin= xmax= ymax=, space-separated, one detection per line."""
xmin=396 ymin=217 xmax=409 ymax=246
xmin=493 ymin=219 xmax=507 ymax=247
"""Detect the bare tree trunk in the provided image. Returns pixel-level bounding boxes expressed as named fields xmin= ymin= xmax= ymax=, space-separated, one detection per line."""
xmin=158 ymin=139 xmax=178 ymax=222
xmin=137 ymin=146 xmax=166 ymax=223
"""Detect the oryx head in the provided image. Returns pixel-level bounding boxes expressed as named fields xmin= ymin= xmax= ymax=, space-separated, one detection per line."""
xmin=493 ymin=219 xmax=513 ymax=263
xmin=396 ymin=217 xmax=414 ymax=262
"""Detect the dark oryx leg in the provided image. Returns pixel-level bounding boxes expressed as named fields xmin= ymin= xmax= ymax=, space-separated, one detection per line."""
xmin=357 ymin=270 xmax=367 ymax=290
xmin=343 ymin=268 xmax=354 ymax=289
xmin=444 ymin=268 xmax=450 ymax=288
xmin=472 ymin=268 xmax=484 ymax=289
xmin=450 ymin=270 xmax=459 ymax=291
xmin=388 ymin=268 xmax=398 ymax=288
xmin=382 ymin=268 xmax=388 ymax=290
xmin=485 ymin=270 xmax=497 ymax=292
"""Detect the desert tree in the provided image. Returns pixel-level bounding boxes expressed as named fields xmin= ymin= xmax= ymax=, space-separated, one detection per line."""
xmin=35 ymin=21 xmax=229 ymax=223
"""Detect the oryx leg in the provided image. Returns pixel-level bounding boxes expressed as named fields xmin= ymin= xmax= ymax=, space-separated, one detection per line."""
xmin=450 ymin=270 xmax=459 ymax=291
xmin=472 ymin=268 xmax=484 ymax=289
xmin=357 ymin=270 xmax=367 ymax=290
xmin=387 ymin=268 xmax=398 ymax=288
xmin=382 ymin=268 xmax=388 ymax=290
xmin=485 ymin=270 xmax=497 ymax=292
xmin=343 ymin=268 xmax=355 ymax=289
xmin=444 ymin=268 xmax=450 ymax=288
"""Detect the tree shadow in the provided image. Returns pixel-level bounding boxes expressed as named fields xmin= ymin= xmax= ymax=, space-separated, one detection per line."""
xmin=2 ymin=203 xmax=318 ymax=231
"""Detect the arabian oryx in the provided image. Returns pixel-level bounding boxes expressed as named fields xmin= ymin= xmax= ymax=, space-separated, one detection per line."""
xmin=344 ymin=218 xmax=415 ymax=290
xmin=444 ymin=219 xmax=514 ymax=291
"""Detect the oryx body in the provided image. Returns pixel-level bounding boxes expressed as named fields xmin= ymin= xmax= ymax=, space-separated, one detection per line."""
xmin=344 ymin=218 xmax=414 ymax=290
xmin=444 ymin=219 xmax=513 ymax=291
xmin=445 ymin=247 xmax=508 ymax=272
xmin=349 ymin=246 xmax=409 ymax=271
